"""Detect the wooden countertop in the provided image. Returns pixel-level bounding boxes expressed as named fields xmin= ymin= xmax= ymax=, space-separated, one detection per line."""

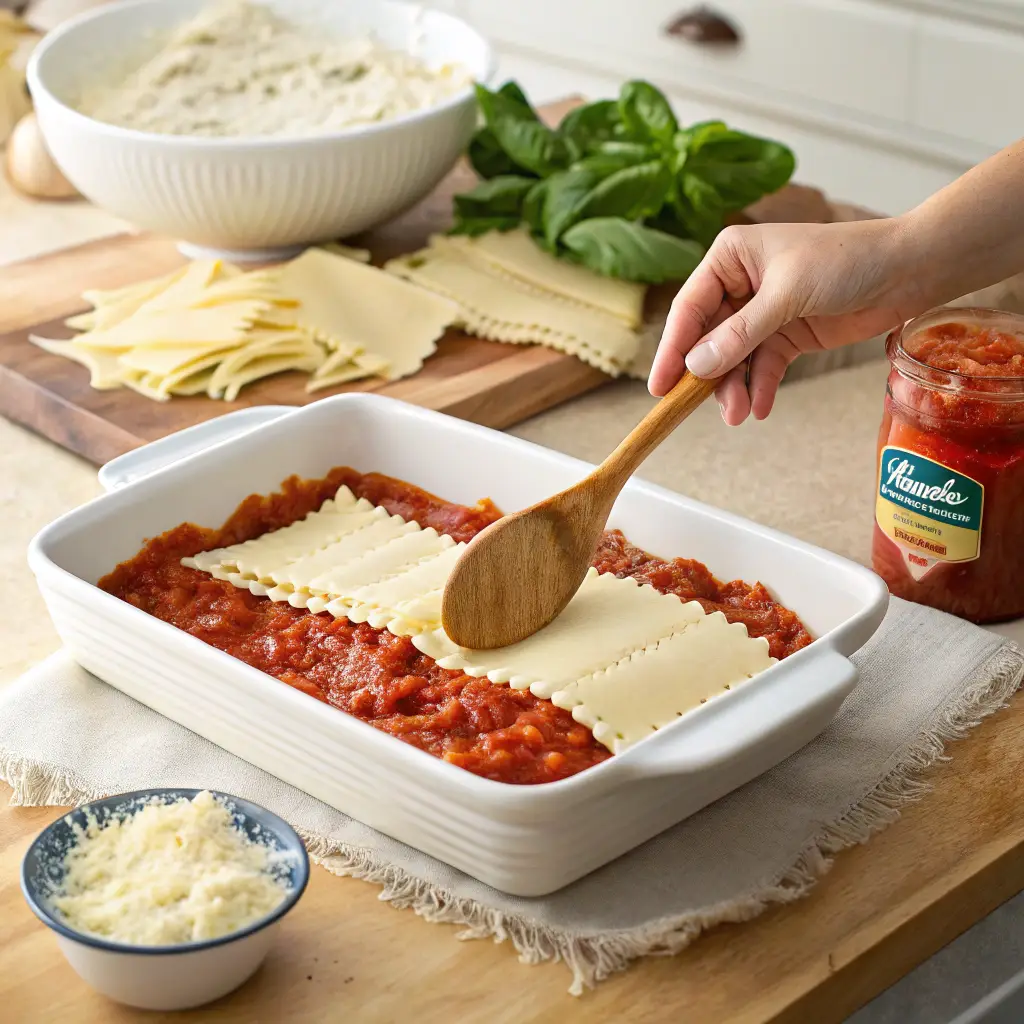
xmin=3 ymin=689 xmax=1024 ymax=1022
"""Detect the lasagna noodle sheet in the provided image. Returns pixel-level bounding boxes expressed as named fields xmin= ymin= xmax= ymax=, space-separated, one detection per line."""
xmin=550 ymin=612 xmax=775 ymax=753
xmin=75 ymin=301 xmax=269 ymax=351
xmin=189 ymin=486 xmax=382 ymax=577
xmin=68 ymin=267 xmax=190 ymax=332
xmin=411 ymin=569 xmax=704 ymax=696
xmin=28 ymin=336 xmax=125 ymax=390
xmin=184 ymin=489 xmax=776 ymax=751
xmin=384 ymin=244 xmax=640 ymax=375
xmin=306 ymin=347 xmax=390 ymax=392
xmin=274 ymin=247 xmax=459 ymax=379
xmin=440 ymin=229 xmax=647 ymax=329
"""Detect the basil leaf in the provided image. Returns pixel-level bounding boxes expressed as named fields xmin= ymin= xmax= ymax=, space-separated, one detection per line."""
xmin=571 ymin=152 xmax=636 ymax=178
xmin=475 ymin=83 xmax=569 ymax=178
xmin=539 ymin=166 xmax=606 ymax=247
xmin=667 ymin=178 xmax=724 ymax=245
xmin=450 ymin=215 xmax=522 ymax=237
xmin=522 ymin=179 xmax=549 ymax=235
xmin=595 ymin=140 xmax=655 ymax=161
xmin=560 ymin=218 xmax=704 ymax=283
xmin=467 ymin=84 xmax=539 ymax=178
xmin=453 ymin=176 xmax=536 ymax=220
xmin=559 ymin=100 xmax=622 ymax=160
xmin=679 ymin=169 xmax=722 ymax=212
xmin=496 ymin=80 xmax=533 ymax=110
xmin=575 ymin=160 xmax=673 ymax=222
xmin=468 ymin=129 xmax=521 ymax=179
xmin=455 ymin=78 xmax=796 ymax=283
xmin=683 ymin=125 xmax=796 ymax=209
xmin=673 ymin=120 xmax=728 ymax=154
xmin=618 ymin=81 xmax=678 ymax=145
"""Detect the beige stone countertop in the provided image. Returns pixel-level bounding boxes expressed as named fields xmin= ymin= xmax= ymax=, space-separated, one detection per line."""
xmin=4 ymin=358 xmax=1021 ymax=688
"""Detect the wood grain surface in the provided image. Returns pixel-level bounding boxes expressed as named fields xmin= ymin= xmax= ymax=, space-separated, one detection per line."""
xmin=2 ymin=693 xmax=1023 ymax=1022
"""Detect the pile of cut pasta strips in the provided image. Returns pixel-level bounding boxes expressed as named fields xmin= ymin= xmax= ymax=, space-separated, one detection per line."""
xmin=31 ymin=230 xmax=657 ymax=403
xmin=30 ymin=245 xmax=459 ymax=401
xmin=184 ymin=485 xmax=775 ymax=752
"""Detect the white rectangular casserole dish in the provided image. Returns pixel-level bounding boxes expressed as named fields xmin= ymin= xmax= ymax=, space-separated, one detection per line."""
xmin=29 ymin=394 xmax=889 ymax=896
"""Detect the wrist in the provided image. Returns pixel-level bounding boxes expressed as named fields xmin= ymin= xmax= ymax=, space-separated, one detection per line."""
xmin=862 ymin=212 xmax=934 ymax=321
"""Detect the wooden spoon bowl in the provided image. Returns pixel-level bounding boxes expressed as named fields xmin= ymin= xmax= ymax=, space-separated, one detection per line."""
xmin=441 ymin=372 xmax=717 ymax=650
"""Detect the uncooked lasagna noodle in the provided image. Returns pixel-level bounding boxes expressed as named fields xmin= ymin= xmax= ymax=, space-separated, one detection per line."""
xmin=32 ymin=248 xmax=460 ymax=404
xmin=384 ymin=244 xmax=642 ymax=376
xmin=439 ymin=229 xmax=647 ymax=329
xmin=184 ymin=486 xmax=776 ymax=752
xmin=274 ymin=248 xmax=460 ymax=379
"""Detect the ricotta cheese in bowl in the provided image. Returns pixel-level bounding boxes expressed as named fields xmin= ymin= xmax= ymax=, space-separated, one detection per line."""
xmin=76 ymin=0 xmax=473 ymax=138
xmin=26 ymin=0 xmax=492 ymax=256
xmin=21 ymin=788 xmax=309 ymax=1010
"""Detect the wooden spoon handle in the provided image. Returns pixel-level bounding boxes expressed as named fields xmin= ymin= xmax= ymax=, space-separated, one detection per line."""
xmin=599 ymin=372 xmax=718 ymax=488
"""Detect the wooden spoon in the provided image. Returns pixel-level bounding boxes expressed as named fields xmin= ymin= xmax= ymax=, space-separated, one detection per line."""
xmin=440 ymin=372 xmax=718 ymax=650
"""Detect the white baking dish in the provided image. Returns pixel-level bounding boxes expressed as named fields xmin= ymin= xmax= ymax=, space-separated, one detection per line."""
xmin=29 ymin=395 xmax=888 ymax=896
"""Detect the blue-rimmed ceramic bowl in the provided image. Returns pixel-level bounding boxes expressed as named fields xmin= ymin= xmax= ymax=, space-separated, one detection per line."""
xmin=21 ymin=788 xmax=310 ymax=1010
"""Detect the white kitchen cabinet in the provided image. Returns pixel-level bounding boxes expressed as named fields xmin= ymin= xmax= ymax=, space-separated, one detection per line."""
xmin=461 ymin=0 xmax=1024 ymax=214
xmin=470 ymin=0 xmax=917 ymax=124
xmin=915 ymin=15 xmax=1024 ymax=150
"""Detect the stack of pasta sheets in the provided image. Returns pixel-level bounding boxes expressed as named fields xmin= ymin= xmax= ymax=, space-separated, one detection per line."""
xmin=385 ymin=228 xmax=652 ymax=377
xmin=30 ymin=247 xmax=460 ymax=401
xmin=30 ymin=230 xmax=661 ymax=404
xmin=185 ymin=485 xmax=776 ymax=753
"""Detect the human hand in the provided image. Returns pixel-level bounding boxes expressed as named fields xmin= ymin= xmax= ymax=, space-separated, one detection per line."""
xmin=648 ymin=217 xmax=917 ymax=424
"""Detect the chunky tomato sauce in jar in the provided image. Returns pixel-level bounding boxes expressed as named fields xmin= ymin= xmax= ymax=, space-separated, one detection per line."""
xmin=100 ymin=467 xmax=812 ymax=785
xmin=873 ymin=308 xmax=1024 ymax=622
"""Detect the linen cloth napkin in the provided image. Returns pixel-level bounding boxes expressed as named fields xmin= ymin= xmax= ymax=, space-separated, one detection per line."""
xmin=1 ymin=597 xmax=1021 ymax=994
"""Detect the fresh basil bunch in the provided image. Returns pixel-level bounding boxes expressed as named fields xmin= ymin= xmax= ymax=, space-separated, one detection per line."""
xmin=451 ymin=80 xmax=796 ymax=284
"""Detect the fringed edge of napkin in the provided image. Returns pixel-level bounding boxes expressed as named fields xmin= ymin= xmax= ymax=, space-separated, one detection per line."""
xmin=4 ymin=642 xmax=1022 ymax=996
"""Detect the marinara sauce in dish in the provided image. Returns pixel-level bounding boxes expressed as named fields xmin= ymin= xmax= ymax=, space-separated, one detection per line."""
xmin=100 ymin=467 xmax=812 ymax=785
xmin=873 ymin=308 xmax=1024 ymax=622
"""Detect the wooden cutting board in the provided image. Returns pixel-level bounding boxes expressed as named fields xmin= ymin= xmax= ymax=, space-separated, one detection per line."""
xmin=0 ymin=212 xmax=611 ymax=466
xmin=0 ymin=98 xmax=837 ymax=466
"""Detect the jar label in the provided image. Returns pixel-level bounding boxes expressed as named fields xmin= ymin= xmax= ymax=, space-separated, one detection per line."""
xmin=876 ymin=446 xmax=984 ymax=581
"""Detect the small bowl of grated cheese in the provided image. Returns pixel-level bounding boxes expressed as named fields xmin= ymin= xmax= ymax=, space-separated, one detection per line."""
xmin=20 ymin=788 xmax=309 ymax=1011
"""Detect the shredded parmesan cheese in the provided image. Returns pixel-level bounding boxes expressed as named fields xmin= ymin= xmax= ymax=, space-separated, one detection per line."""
xmin=50 ymin=791 xmax=292 ymax=945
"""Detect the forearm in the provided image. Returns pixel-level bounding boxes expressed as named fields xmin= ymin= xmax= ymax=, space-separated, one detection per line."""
xmin=894 ymin=139 xmax=1024 ymax=314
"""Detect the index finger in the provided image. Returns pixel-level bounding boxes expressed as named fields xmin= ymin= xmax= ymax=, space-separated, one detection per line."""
xmin=648 ymin=261 xmax=729 ymax=397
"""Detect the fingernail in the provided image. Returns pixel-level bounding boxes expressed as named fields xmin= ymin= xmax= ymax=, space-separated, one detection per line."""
xmin=686 ymin=341 xmax=720 ymax=377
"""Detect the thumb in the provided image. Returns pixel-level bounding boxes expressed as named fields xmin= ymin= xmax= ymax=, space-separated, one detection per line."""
xmin=684 ymin=288 xmax=790 ymax=378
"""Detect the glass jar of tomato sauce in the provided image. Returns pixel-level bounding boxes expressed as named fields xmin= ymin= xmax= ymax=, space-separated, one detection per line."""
xmin=873 ymin=307 xmax=1024 ymax=623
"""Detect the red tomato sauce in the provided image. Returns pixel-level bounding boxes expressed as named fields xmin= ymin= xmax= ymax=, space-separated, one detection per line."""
xmin=100 ymin=468 xmax=812 ymax=785
xmin=903 ymin=320 xmax=1024 ymax=378
xmin=873 ymin=316 xmax=1024 ymax=622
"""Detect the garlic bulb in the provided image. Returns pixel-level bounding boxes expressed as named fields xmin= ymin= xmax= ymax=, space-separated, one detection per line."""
xmin=5 ymin=111 xmax=78 ymax=198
